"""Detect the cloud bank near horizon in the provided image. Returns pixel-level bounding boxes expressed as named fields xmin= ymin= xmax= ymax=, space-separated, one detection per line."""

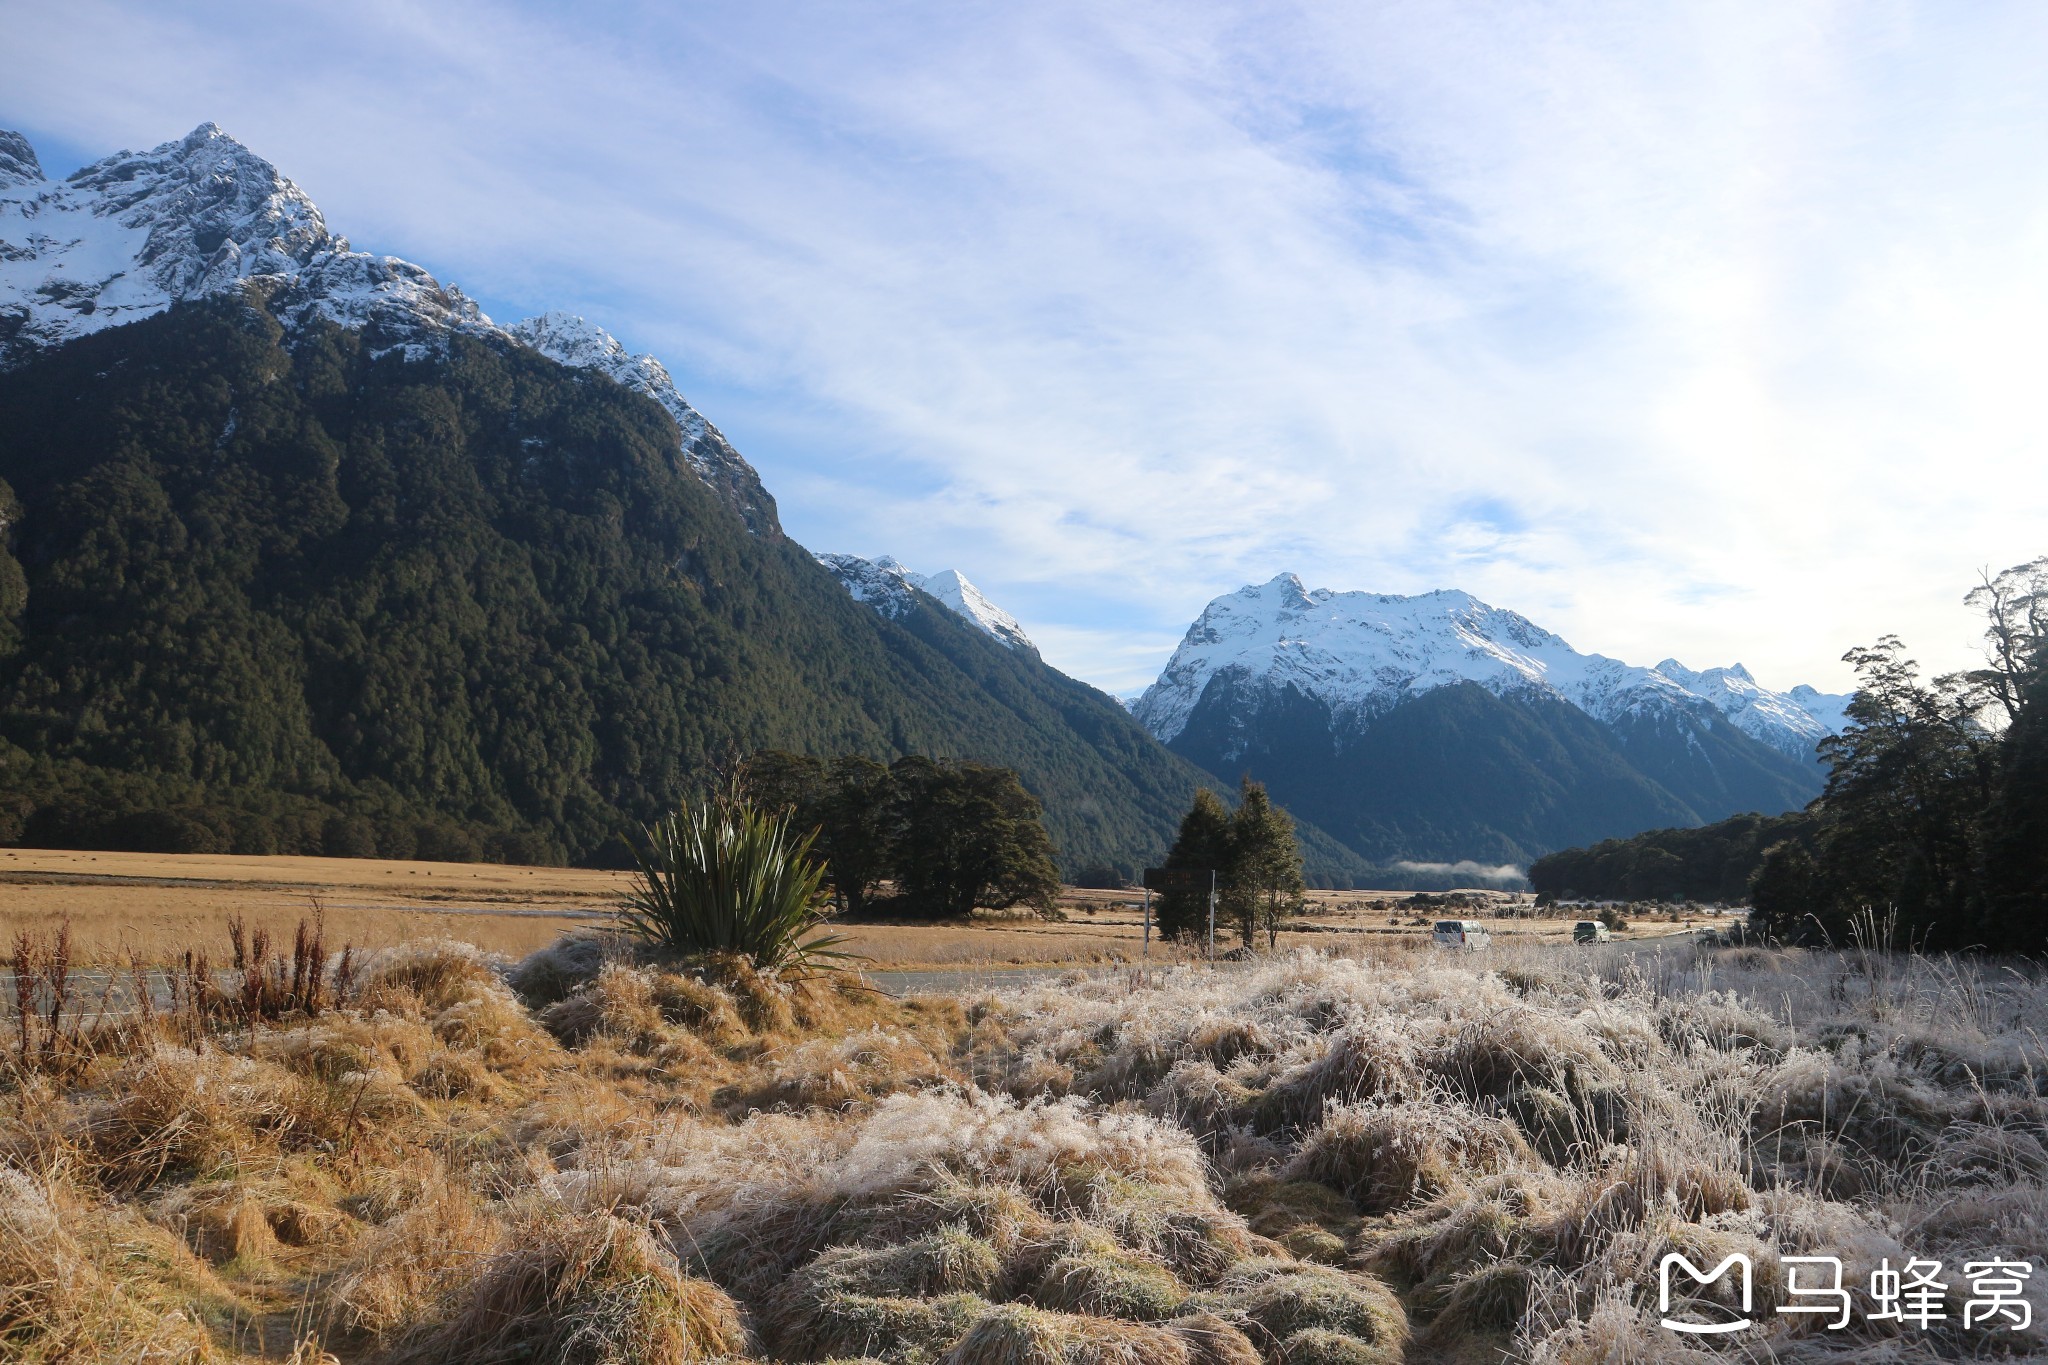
xmin=6 ymin=1 xmax=2045 ymax=694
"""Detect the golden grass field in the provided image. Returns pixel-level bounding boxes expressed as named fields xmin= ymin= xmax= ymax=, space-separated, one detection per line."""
xmin=0 ymin=848 xmax=1714 ymax=970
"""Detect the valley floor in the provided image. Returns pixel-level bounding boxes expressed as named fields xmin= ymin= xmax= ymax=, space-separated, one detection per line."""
xmin=0 ymin=848 xmax=1707 ymax=969
xmin=2 ymin=920 xmax=2044 ymax=1363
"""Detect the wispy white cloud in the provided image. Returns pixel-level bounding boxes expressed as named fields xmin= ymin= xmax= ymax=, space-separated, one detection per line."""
xmin=6 ymin=0 xmax=2045 ymax=694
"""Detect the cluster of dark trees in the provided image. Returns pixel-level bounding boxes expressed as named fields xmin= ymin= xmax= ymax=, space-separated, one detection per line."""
xmin=1535 ymin=558 xmax=2048 ymax=954
xmin=738 ymin=752 xmax=1061 ymax=920
xmin=1527 ymin=811 xmax=1811 ymax=906
xmin=1153 ymin=776 xmax=1307 ymax=948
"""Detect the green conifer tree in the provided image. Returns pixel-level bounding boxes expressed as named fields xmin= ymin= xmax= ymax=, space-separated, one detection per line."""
xmin=1157 ymin=788 xmax=1229 ymax=942
xmin=1223 ymin=777 xmax=1305 ymax=949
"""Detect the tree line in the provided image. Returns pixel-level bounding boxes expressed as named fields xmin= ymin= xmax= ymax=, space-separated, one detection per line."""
xmin=1749 ymin=556 xmax=2048 ymax=951
xmin=1535 ymin=557 xmax=2048 ymax=954
xmin=736 ymin=752 xmax=1061 ymax=920
xmin=1527 ymin=810 xmax=1812 ymax=905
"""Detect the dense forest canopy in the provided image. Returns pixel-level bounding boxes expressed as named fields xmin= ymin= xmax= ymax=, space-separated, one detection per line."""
xmin=1527 ymin=811 xmax=1812 ymax=904
xmin=0 ymin=294 xmax=1274 ymax=874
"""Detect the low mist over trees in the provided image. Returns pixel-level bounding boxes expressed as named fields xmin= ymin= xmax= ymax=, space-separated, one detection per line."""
xmin=739 ymin=752 xmax=1060 ymax=919
xmin=1536 ymin=557 xmax=2048 ymax=954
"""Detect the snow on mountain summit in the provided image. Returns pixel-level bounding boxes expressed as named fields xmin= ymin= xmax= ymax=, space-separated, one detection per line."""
xmin=814 ymin=554 xmax=1034 ymax=651
xmin=913 ymin=569 xmax=1034 ymax=651
xmin=1 ymin=122 xmax=341 ymax=356
xmin=1653 ymin=660 xmax=1849 ymax=761
xmin=0 ymin=124 xmax=775 ymax=532
xmin=1134 ymin=572 xmax=1845 ymax=757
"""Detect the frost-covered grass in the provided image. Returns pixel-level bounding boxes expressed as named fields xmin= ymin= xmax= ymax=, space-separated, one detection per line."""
xmin=3 ymin=930 xmax=2044 ymax=1363
xmin=966 ymin=942 xmax=2048 ymax=1361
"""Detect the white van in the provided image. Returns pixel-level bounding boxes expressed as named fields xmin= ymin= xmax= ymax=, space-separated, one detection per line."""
xmin=1432 ymin=919 xmax=1491 ymax=949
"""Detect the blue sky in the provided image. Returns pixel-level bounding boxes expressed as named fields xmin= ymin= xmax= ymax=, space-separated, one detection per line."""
xmin=7 ymin=0 xmax=2047 ymax=695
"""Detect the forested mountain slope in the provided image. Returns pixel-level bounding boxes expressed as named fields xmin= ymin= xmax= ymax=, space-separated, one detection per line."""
xmin=0 ymin=295 xmax=1301 ymax=873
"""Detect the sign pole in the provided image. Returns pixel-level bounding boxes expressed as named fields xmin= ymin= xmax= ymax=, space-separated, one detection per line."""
xmin=1207 ymin=868 xmax=1216 ymax=962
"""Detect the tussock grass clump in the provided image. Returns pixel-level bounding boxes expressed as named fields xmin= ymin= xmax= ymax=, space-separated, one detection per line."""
xmin=765 ymin=1233 xmax=1002 ymax=1357
xmin=1223 ymin=1175 xmax=1359 ymax=1264
xmin=1205 ymin=1259 xmax=1406 ymax=1365
xmin=0 ymin=1166 xmax=220 ymax=1362
xmin=1252 ymin=1029 xmax=1422 ymax=1133
xmin=1420 ymin=1007 xmax=1621 ymax=1109
xmin=356 ymin=937 xmax=508 ymax=1012
xmin=778 ymin=1288 xmax=989 ymax=1362
xmin=1352 ymin=1173 xmax=1552 ymax=1302
xmin=380 ymin=1207 xmax=746 ymax=1365
xmin=76 ymin=1045 xmax=322 ymax=1192
xmin=745 ymin=1027 xmax=957 ymax=1112
xmin=1281 ymin=1099 xmax=1530 ymax=1215
xmin=149 ymin=1179 xmax=305 ymax=1266
xmin=854 ymin=1180 xmax=1055 ymax=1261
xmin=0 ymin=1167 xmax=85 ymax=1345
xmin=1654 ymin=991 xmax=1790 ymax=1057
xmin=539 ymin=963 xmax=746 ymax=1064
xmin=1427 ymin=1259 xmax=1531 ymax=1332
xmin=508 ymin=930 xmax=618 ymax=1007
xmin=328 ymin=1175 xmax=505 ymax=1339
xmin=1029 ymin=1247 xmax=1187 ymax=1321
xmin=943 ymin=1302 xmax=1189 ymax=1365
xmin=782 ymin=1228 xmax=1004 ymax=1307
xmin=1163 ymin=1311 xmax=1264 ymax=1365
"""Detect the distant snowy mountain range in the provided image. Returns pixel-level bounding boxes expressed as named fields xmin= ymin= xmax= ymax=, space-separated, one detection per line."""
xmin=1134 ymin=574 xmax=1850 ymax=763
xmin=0 ymin=123 xmax=776 ymax=533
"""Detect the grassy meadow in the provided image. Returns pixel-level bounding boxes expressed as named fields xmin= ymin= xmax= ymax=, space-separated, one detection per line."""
xmin=4 ymin=854 xmax=2042 ymax=1363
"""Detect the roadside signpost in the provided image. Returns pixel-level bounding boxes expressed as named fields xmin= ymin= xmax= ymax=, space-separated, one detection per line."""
xmin=1141 ymin=867 xmax=1218 ymax=960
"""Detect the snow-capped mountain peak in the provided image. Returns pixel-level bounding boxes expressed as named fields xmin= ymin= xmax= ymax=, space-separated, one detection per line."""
xmin=813 ymin=554 xmax=1035 ymax=651
xmin=914 ymin=569 xmax=1034 ymax=651
xmin=1 ymin=122 xmax=340 ymax=356
xmin=0 ymin=124 xmax=775 ymax=532
xmin=1135 ymin=574 xmax=1846 ymax=759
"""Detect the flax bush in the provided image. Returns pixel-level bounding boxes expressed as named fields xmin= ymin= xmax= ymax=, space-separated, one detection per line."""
xmin=620 ymin=789 xmax=849 ymax=974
